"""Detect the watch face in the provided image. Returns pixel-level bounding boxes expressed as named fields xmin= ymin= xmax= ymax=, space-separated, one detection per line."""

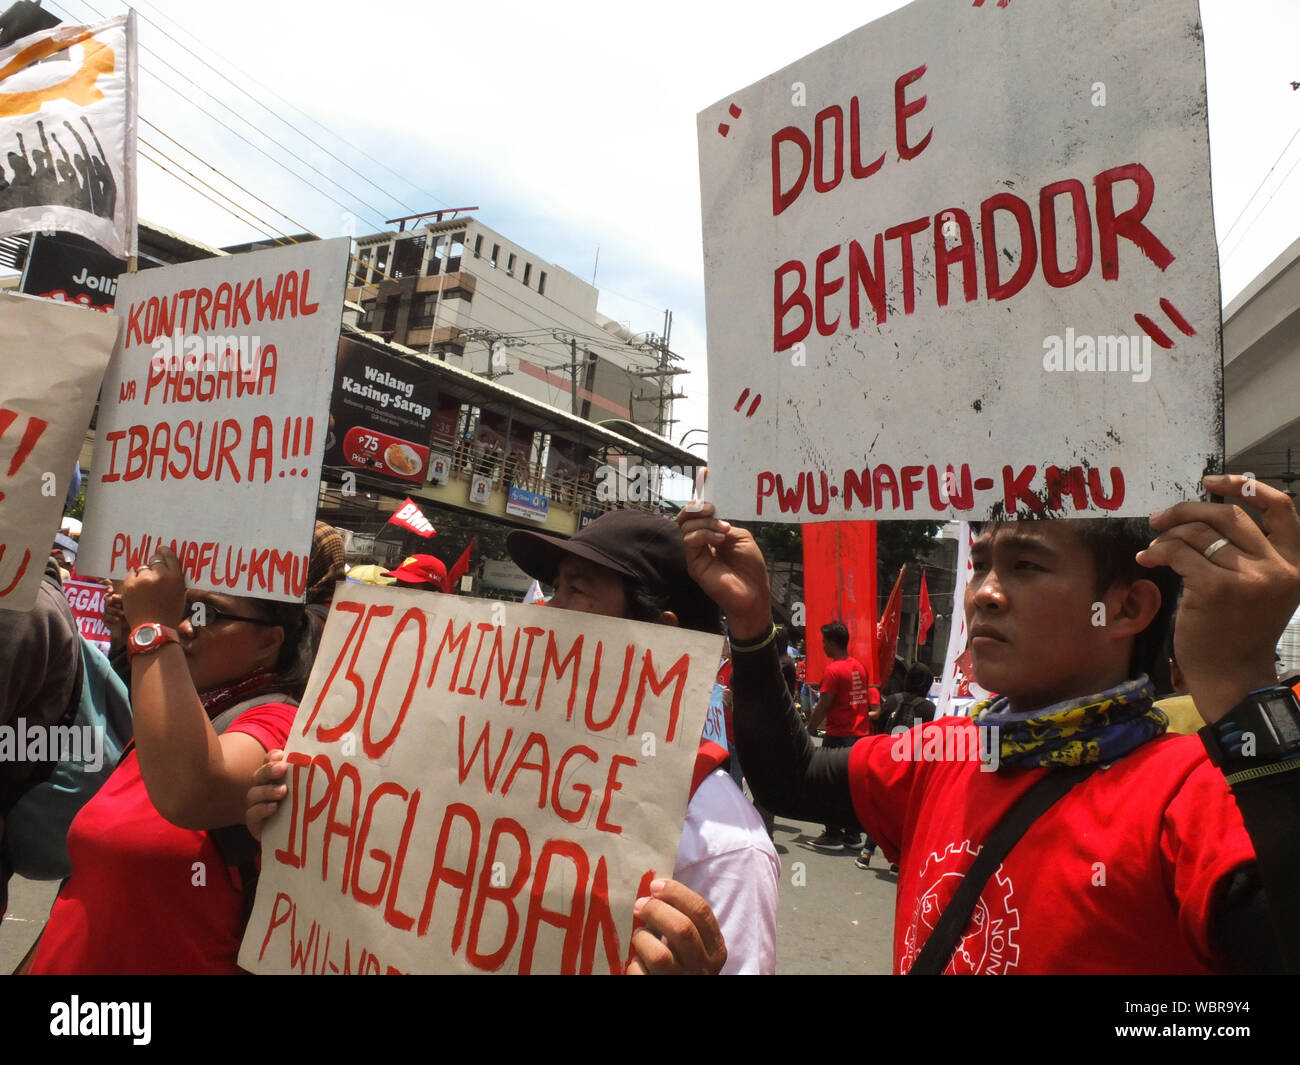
xmin=133 ymin=624 xmax=160 ymax=649
xmin=1265 ymin=692 xmax=1300 ymax=745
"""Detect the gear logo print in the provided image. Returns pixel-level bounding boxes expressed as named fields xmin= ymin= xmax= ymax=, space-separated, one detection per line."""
xmin=901 ymin=840 xmax=1021 ymax=974
xmin=0 ymin=31 xmax=116 ymax=117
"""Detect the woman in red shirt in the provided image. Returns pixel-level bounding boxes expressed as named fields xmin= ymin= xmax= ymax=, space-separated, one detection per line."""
xmin=30 ymin=546 xmax=322 ymax=974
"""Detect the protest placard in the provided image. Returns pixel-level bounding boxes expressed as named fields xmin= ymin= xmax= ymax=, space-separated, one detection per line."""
xmin=62 ymin=577 xmax=112 ymax=651
xmin=240 ymin=584 xmax=719 ymax=974
xmin=0 ymin=293 xmax=119 ymax=612
xmin=0 ymin=14 xmax=137 ymax=259
xmin=78 ymin=238 xmax=350 ymax=601
xmin=698 ymin=0 xmax=1221 ymax=521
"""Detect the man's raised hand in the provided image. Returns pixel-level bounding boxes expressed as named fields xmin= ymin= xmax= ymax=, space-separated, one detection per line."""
xmin=676 ymin=498 xmax=772 ymax=642
xmin=1139 ymin=473 xmax=1300 ymax=723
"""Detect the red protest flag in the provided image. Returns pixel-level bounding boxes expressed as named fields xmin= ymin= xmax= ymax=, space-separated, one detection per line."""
xmin=388 ymin=498 xmax=436 ymax=538
xmin=876 ymin=564 xmax=906 ymax=682
xmin=917 ymin=568 xmax=934 ymax=648
xmin=447 ymin=537 xmax=476 ymax=590
xmin=802 ymin=522 xmax=877 ymax=686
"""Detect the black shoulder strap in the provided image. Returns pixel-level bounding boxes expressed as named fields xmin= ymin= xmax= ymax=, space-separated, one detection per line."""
xmin=207 ymin=692 xmax=297 ymax=925
xmin=908 ymin=763 xmax=1099 ymax=975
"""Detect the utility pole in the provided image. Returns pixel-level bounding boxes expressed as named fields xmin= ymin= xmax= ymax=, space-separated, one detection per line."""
xmin=460 ymin=328 xmax=523 ymax=380
xmin=551 ymin=331 xmax=595 ymax=416
xmin=570 ymin=337 xmax=578 ymax=415
xmin=633 ymin=309 xmax=688 ymax=438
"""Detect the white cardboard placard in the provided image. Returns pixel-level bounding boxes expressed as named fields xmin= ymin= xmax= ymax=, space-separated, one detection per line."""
xmin=240 ymin=585 xmax=719 ymax=974
xmin=698 ymin=0 xmax=1220 ymax=521
xmin=79 ymin=238 xmax=350 ymax=600
xmin=0 ymin=293 xmax=119 ymax=611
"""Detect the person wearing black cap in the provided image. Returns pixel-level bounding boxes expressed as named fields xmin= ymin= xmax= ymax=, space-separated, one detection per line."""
xmin=506 ymin=508 xmax=780 ymax=975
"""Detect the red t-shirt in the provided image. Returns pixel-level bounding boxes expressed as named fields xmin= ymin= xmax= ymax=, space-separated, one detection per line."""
xmin=819 ymin=656 xmax=872 ymax=737
xmin=847 ymin=720 xmax=1255 ymax=974
xmin=31 ymin=701 xmax=296 ymax=975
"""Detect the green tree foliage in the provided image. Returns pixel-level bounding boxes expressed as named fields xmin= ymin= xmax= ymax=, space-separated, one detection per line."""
xmin=66 ymin=482 xmax=87 ymax=521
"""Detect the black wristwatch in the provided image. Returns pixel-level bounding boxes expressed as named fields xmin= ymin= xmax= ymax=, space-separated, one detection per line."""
xmin=1200 ymin=685 xmax=1300 ymax=783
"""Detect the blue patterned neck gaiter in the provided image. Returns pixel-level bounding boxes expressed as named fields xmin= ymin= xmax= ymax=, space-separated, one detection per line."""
xmin=971 ymin=675 xmax=1168 ymax=770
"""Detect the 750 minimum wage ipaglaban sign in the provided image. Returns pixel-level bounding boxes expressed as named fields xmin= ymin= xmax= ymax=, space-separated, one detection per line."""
xmin=239 ymin=585 xmax=719 ymax=974
xmin=79 ymin=238 xmax=350 ymax=601
xmin=698 ymin=0 xmax=1221 ymax=522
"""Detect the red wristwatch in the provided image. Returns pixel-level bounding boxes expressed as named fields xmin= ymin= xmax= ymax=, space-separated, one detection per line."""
xmin=127 ymin=622 xmax=181 ymax=658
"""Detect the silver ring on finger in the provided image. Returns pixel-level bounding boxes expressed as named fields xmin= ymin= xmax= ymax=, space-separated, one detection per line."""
xmin=1202 ymin=536 xmax=1231 ymax=561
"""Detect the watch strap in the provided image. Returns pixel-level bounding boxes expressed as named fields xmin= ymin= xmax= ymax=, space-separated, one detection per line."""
xmin=127 ymin=623 xmax=180 ymax=658
xmin=1200 ymin=685 xmax=1300 ymax=772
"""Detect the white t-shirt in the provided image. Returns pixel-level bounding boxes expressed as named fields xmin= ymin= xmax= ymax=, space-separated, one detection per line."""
xmin=673 ymin=768 xmax=780 ymax=974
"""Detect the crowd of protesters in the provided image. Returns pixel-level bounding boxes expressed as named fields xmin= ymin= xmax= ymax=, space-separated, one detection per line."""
xmin=3 ymin=469 xmax=1300 ymax=975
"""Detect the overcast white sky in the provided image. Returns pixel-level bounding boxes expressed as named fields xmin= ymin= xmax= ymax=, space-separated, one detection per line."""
xmin=23 ymin=0 xmax=1300 ymax=450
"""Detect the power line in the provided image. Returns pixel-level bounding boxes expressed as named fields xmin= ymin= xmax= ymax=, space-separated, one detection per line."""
xmin=127 ymin=0 xmax=450 ymax=212
xmin=47 ymin=0 xmax=392 ymax=230
xmin=46 ymin=0 xmax=689 ymax=405
xmin=1220 ymin=146 xmax=1300 ymax=267
xmin=1217 ymin=120 xmax=1300 ymax=251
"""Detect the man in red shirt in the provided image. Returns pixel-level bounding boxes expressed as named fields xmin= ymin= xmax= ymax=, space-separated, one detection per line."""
xmin=679 ymin=475 xmax=1300 ymax=973
xmin=805 ymin=622 xmax=872 ymax=851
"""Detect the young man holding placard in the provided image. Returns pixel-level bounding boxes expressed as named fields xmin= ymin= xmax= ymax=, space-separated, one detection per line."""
xmin=678 ymin=475 xmax=1300 ymax=974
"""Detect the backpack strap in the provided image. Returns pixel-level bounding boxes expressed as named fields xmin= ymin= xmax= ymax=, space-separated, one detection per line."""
xmin=908 ymin=762 xmax=1100 ymax=975
xmin=207 ymin=692 xmax=297 ymax=925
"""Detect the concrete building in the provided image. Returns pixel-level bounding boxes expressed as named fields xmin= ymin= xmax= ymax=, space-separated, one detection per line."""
xmin=348 ymin=211 xmax=681 ymax=435
xmin=1224 ymin=232 xmax=1300 ymax=495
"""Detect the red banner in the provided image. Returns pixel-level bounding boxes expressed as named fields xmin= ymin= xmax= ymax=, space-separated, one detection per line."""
xmin=387 ymin=498 xmax=436 ymax=538
xmin=876 ymin=565 xmax=906 ymax=683
xmin=917 ymin=569 xmax=934 ymax=648
xmin=447 ymin=538 xmax=475 ymax=590
xmin=801 ymin=522 xmax=877 ymax=686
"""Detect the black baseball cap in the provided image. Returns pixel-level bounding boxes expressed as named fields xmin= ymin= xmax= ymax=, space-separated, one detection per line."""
xmin=506 ymin=509 xmax=721 ymax=634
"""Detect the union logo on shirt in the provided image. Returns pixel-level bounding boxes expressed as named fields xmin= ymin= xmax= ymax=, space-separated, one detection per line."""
xmin=900 ymin=840 xmax=1021 ymax=975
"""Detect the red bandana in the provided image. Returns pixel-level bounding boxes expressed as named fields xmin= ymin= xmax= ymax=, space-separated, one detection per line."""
xmin=198 ymin=668 xmax=279 ymax=719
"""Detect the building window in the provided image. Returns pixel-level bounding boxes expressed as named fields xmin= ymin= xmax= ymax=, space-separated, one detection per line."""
xmin=447 ymin=232 xmax=465 ymax=274
xmin=381 ymin=296 xmax=400 ymax=334
xmin=359 ymin=299 xmax=375 ymax=328
xmin=442 ymin=286 xmax=473 ymax=303
xmin=392 ymin=235 xmax=424 ymax=279
xmin=410 ymin=293 xmax=438 ymax=329
xmin=522 ymin=263 xmax=532 ymax=287
xmin=374 ymin=244 xmax=389 ymax=280
xmin=538 ymin=271 xmax=547 ymax=296
xmin=352 ymin=248 xmax=371 ymax=286
xmin=490 ymin=244 xmax=500 ymax=268
xmin=426 ymin=236 xmax=444 ymax=276
xmin=473 ymin=234 xmax=483 ymax=258
xmin=507 ymin=253 xmax=516 ymax=276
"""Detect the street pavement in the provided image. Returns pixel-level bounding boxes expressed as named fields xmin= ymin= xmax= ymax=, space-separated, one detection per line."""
xmin=771 ymin=813 xmax=897 ymax=975
xmin=2 ymin=817 xmax=899 ymax=976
